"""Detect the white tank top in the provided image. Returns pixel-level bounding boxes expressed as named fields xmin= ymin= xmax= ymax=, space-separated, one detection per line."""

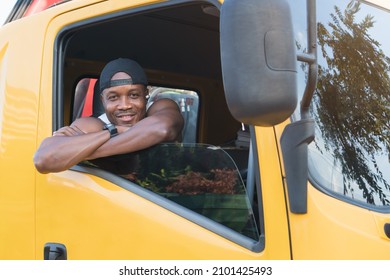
xmin=98 ymin=113 xmax=110 ymax=124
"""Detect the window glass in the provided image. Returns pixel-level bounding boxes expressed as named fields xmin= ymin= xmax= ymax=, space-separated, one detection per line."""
xmin=290 ymin=0 xmax=390 ymax=207
xmin=4 ymin=0 xmax=72 ymax=24
xmin=82 ymin=143 xmax=260 ymax=240
xmin=24 ymin=0 xmax=72 ymax=17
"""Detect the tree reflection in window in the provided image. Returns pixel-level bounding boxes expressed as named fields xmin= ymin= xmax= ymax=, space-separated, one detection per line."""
xmin=311 ymin=2 xmax=390 ymax=206
xmin=85 ymin=143 xmax=259 ymax=240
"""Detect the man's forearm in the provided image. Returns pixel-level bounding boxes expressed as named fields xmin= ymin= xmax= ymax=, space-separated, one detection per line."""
xmin=34 ymin=130 xmax=110 ymax=173
xmin=86 ymin=125 xmax=162 ymax=159
xmin=86 ymin=114 xmax=179 ymax=159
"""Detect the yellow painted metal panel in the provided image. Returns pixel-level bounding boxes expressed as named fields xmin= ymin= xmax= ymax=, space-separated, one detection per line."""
xmin=254 ymin=126 xmax=291 ymax=259
xmin=289 ymin=186 xmax=390 ymax=259
xmin=274 ymin=122 xmax=390 ymax=259
xmin=0 ymin=14 xmax=45 ymax=260
xmin=35 ymin=171 xmax=264 ymax=259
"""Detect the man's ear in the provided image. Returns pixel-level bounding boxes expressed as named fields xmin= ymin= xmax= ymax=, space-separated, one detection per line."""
xmin=100 ymin=92 xmax=105 ymax=105
xmin=145 ymin=87 xmax=150 ymax=99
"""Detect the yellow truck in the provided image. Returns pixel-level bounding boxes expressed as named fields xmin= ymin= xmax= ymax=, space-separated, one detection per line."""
xmin=0 ymin=0 xmax=389 ymax=260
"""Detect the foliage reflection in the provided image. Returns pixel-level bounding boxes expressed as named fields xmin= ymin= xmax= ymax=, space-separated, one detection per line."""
xmin=310 ymin=1 xmax=390 ymax=206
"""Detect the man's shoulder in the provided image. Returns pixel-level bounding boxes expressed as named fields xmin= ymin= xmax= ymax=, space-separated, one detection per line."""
xmin=147 ymin=98 xmax=180 ymax=115
xmin=71 ymin=116 xmax=105 ymax=133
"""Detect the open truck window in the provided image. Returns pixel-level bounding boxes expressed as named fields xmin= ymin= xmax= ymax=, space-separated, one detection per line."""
xmin=57 ymin=1 xmax=263 ymax=251
xmin=72 ymin=81 xmax=200 ymax=143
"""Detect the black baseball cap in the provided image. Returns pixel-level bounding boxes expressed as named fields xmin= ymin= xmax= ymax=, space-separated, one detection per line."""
xmin=99 ymin=58 xmax=148 ymax=93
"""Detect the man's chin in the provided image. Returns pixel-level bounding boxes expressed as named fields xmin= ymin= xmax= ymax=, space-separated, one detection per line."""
xmin=120 ymin=123 xmax=134 ymax=127
xmin=108 ymin=119 xmax=134 ymax=127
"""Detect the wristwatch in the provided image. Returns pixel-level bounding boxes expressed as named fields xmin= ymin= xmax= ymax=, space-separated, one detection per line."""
xmin=103 ymin=123 xmax=118 ymax=138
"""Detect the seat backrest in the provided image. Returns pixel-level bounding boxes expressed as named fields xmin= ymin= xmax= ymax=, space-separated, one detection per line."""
xmin=92 ymin=79 xmax=104 ymax=117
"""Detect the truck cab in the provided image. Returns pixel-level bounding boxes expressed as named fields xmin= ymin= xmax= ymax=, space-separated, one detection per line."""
xmin=0 ymin=0 xmax=389 ymax=259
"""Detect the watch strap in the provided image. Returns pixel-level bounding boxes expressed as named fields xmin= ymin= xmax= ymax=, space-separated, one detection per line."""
xmin=103 ymin=123 xmax=118 ymax=138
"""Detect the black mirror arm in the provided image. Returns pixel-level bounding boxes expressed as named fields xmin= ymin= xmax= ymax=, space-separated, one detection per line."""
xmin=298 ymin=0 xmax=318 ymax=120
xmin=280 ymin=0 xmax=317 ymax=214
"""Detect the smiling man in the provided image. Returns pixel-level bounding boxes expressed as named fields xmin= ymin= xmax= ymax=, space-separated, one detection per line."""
xmin=34 ymin=58 xmax=184 ymax=174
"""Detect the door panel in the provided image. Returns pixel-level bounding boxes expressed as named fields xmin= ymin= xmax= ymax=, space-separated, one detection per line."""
xmin=35 ymin=170 xmax=257 ymax=259
xmin=276 ymin=121 xmax=390 ymax=259
xmin=292 ymin=184 xmax=390 ymax=259
xmin=34 ymin=0 xmax=292 ymax=260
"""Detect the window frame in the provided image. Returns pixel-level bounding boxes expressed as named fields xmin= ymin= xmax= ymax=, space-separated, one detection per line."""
xmin=53 ymin=0 xmax=265 ymax=252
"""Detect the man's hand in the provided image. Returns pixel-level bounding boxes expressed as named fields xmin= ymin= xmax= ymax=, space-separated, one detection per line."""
xmin=34 ymin=118 xmax=109 ymax=173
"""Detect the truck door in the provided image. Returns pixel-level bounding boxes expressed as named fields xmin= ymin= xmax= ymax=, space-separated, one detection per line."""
xmin=34 ymin=0 xmax=291 ymax=260
xmin=280 ymin=0 xmax=390 ymax=259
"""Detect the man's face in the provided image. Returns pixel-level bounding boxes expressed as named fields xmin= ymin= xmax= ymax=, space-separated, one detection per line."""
xmin=101 ymin=72 xmax=148 ymax=127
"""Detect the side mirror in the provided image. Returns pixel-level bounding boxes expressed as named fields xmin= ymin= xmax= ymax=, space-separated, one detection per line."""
xmin=220 ymin=0 xmax=297 ymax=126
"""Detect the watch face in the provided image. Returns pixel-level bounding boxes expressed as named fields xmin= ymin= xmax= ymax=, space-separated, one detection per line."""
xmin=105 ymin=123 xmax=118 ymax=137
xmin=104 ymin=124 xmax=114 ymax=130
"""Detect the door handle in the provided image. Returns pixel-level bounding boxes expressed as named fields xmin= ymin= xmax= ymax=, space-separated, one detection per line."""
xmin=44 ymin=243 xmax=67 ymax=260
xmin=385 ymin=223 xmax=390 ymax=239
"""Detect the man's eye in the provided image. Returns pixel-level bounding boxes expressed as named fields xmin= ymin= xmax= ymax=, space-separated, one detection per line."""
xmin=108 ymin=95 xmax=117 ymax=101
xmin=130 ymin=93 xmax=140 ymax=99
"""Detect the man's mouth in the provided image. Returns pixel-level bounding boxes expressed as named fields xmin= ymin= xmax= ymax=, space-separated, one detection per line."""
xmin=116 ymin=112 xmax=136 ymax=122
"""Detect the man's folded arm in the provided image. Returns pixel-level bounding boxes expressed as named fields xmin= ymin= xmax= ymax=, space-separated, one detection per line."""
xmin=33 ymin=99 xmax=184 ymax=173
xmin=33 ymin=118 xmax=108 ymax=174
xmin=87 ymin=99 xmax=184 ymax=159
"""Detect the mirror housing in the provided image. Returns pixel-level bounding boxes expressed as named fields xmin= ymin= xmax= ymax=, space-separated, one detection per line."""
xmin=220 ymin=0 xmax=297 ymax=126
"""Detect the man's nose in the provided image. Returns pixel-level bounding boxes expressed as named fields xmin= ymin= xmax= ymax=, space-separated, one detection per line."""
xmin=118 ymin=96 xmax=133 ymax=109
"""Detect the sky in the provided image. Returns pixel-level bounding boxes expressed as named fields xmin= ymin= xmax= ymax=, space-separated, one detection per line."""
xmin=0 ymin=0 xmax=17 ymax=25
